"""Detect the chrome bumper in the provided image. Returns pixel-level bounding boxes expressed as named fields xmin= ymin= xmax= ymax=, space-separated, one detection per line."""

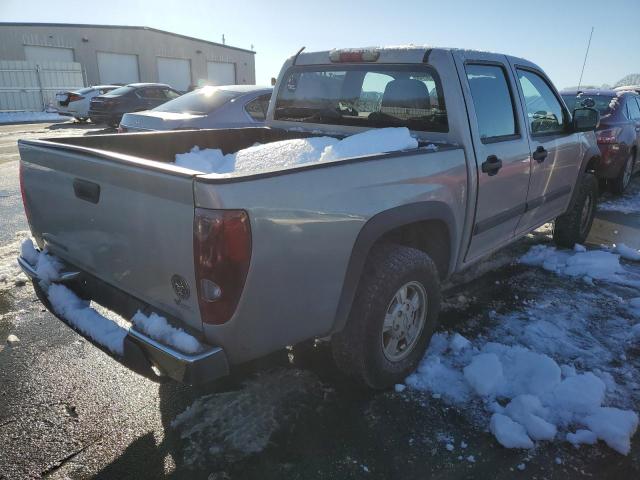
xmin=18 ymin=255 xmax=229 ymax=385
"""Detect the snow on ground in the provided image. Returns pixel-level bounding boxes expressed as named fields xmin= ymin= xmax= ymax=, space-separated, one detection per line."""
xmin=405 ymin=243 xmax=640 ymax=455
xmin=174 ymin=127 xmax=418 ymax=174
xmin=17 ymin=239 xmax=203 ymax=356
xmin=0 ymin=232 xmax=30 ymax=292
xmin=0 ymin=111 xmax=67 ymax=125
xmin=599 ymin=180 xmax=640 ymax=214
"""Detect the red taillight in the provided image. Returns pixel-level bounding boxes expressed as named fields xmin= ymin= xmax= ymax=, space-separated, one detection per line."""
xmin=194 ymin=209 xmax=251 ymax=325
xmin=596 ymin=127 xmax=621 ymax=144
xmin=329 ymin=48 xmax=380 ymax=63
xmin=67 ymin=93 xmax=84 ymax=102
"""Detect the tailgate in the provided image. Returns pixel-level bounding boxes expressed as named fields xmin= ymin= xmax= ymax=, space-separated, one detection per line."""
xmin=18 ymin=140 xmax=203 ymax=331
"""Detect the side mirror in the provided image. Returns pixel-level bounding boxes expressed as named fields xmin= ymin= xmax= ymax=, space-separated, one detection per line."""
xmin=573 ymin=107 xmax=599 ymax=132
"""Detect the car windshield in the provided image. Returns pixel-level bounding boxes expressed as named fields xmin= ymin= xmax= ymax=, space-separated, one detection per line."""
xmin=153 ymin=86 xmax=242 ymax=114
xmin=562 ymin=94 xmax=616 ymax=116
xmin=103 ymin=86 xmax=135 ymax=97
xmin=274 ymin=65 xmax=448 ymax=132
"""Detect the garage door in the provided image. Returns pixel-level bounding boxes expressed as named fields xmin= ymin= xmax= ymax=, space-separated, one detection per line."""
xmin=97 ymin=52 xmax=139 ymax=85
xmin=24 ymin=46 xmax=74 ymax=63
xmin=207 ymin=62 xmax=236 ymax=86
xmin=157 ymin=57 xmax=191 ymax=91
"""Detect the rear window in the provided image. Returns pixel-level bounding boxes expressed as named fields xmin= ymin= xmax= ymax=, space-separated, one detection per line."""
xmin=153 ymin=86 xmax=241 ymax=114
xmin=104 ymin=86 xmax=135 ymax=97
xmin=562 ymin=94 xmax=616 ymax=116
xmin=274 ymin=65 xmax=448 ymax=132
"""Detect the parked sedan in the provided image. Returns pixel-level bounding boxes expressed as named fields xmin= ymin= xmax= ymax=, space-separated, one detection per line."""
xmin=55 ymin=85 xmax=119 ymax=122
xmin=88 ymin=83 xmax=181 ymax=127
xmin=118 ymin=85 xmax=272 ymax=132
xmin=562 ymin=89 xmax=640 ymax=193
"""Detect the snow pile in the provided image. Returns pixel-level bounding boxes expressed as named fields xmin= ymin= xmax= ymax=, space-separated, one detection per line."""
xmin=613 ymin=243 xmax=640 ymax=262
xmin=174 ymin=127 xmax=418 ymax=174
xmin=132 ymin=311 xmax=202 ymax=354
xmin=48 ymin=283 xmax=128 ymax=355
xmin=406 ymin=332 xmax=638 ymax=454
xmin=0 ymin=111 xmax=67 ymax=124
xmin=520 ymin=244 xmax=640 ymax=287
xmin=0 ymin=234 xmax=30 ymax=291
xmin=20 ymin=239 xmax=203 ymax=356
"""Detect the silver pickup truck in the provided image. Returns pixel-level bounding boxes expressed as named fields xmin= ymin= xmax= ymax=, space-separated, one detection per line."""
xmin=17 ymin=46 xmax=601 ymax=389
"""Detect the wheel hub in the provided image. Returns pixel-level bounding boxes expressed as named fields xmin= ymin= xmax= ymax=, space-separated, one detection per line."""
xmin=382 ymin=281 xmax=428 ymax=362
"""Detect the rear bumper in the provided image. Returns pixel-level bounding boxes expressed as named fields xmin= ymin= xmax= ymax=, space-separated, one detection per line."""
xmin=88 ymin=111 xmax=121 ymax=125
xmin=18 ymin=255 xmax=229 ymax=385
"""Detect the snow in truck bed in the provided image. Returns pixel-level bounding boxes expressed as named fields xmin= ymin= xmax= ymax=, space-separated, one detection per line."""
xmin=173 ymin=127 xmax=422 ymax=174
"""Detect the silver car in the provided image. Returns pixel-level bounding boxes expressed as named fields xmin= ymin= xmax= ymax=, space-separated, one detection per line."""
xmin=118 ymin=85 xmax=272 ymax=132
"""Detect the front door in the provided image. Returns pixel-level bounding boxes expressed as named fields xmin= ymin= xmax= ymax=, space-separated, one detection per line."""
xmin=511 ymin=67 xmax=583 ymax=234
xmin=456 ymin=58 xmax=532 ymax=261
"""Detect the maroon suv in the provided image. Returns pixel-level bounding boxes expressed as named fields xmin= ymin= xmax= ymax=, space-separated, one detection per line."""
xmin=562 ymin=89 xmax=640 ymax=193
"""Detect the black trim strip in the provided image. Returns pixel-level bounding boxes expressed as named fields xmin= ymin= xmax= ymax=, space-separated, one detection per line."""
xmin=473 ymin=185 xmax=571 ymax=236
xmin=474 ymin=203 xmax=526 ymax=235
xmin=525 ymin=185 xmax=571 ymax=210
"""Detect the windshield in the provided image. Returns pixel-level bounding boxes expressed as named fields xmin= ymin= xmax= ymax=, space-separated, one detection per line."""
xmin=274 ymin=65 xmax=448 ymax=132
xmin=153 ymin=86 xmax=242 ymax=114
xmin=562 ymin=94 xmax=615 ymax=116
xmin=104 ymin=86 xmax=135 ymax=97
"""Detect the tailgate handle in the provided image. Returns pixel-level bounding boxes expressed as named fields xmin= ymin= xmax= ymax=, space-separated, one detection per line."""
xmin=73 ymin=178 xmax=101 ymax=204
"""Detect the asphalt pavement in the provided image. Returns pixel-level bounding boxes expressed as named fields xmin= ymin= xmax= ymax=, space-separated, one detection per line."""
xmin=0 ymin=121 xmax=639 ymax=479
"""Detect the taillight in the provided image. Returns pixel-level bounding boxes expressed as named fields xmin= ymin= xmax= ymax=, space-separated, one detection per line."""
xmin=596 ymin=127 xmax=621 ymax=144
xmin=329 ymin=48 xmax=380 ymax=63
xmin=67 ymin=93 xmax=84 ymax=102
xmin=193 ymin=209 xmax=251 ymax=325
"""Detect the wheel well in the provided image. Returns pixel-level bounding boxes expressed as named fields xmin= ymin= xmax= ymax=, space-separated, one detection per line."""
xmin=585 ymin=155 xmax=600 ymax=172
xmin=374 ymin=220 xmax=451 ymax=279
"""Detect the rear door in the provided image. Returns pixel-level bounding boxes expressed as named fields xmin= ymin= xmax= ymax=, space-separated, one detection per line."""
xmin=454 ymin=55 xmax=532 ymax=261
xmin=511 ymin=67 xmax=583 ymax=234
xmin=19 ymin=142 xmax=203 ymax=330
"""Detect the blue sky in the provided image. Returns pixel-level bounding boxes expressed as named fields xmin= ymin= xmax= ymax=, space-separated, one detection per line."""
xmin=2 ymin=0 xmax=639 ymax=88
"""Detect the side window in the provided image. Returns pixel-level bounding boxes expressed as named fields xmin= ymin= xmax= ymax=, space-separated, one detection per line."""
xmin=466 ymin=64 xmax=517 ymax=142
xmin=164 ymin=89 xmax=181 ymax=100
xmin=244 ymin=97 xmax=267 ymax=122
xmin=517 ymin=69 xmax=565 ymax=135
xmin=627 ymin=97 xmax=640 ymax=120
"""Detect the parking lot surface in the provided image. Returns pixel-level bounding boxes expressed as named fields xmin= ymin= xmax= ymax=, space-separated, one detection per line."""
xmin=0 ymin=121 xmax=639 ymax=479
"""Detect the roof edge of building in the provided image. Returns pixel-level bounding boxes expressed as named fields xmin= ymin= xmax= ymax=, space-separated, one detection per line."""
xmin=0 ymin=22 xmax=256 ymax=54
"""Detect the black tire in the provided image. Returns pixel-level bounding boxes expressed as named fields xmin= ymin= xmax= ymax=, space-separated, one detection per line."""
xmin=331 ymin=244 xmax=441 ymax=389
xmin=553 ymin=173 xmax=598 ymax=248
xmin=610 ymin=153 xmax=634 ymax=195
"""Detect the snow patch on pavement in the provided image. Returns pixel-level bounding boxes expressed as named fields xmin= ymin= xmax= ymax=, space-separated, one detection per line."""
xmin=520 ymin=244 xmax=640 ymax=287
xmin=599 ymin=181 xmax=640 ymax=214
xmin=406 ymin=244 xmax=640 ymax=455
xmin=0 ymin=111 xmax=67 ymax=124
xmin=174 ymin=127 xmax=418 ymax=174
xmin=0 ymin=233 xmax=31 ymax=291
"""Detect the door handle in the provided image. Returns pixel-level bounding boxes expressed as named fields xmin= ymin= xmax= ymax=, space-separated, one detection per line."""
xmin=73 ymin=178 xmax=100 ymax=204
xmin=481 ymin=155 xmax=503 ymax=176
xmin=533 ymin=146 xmax=548 ymax=163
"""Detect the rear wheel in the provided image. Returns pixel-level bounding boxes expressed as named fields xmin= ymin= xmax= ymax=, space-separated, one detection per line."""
xmin=553 ymin=173 xmax=598 ymax=248
xmin=331 ymin=244 xmax=441 ymax=389
xmin=610 ymin=153 xmax=634 ymax=195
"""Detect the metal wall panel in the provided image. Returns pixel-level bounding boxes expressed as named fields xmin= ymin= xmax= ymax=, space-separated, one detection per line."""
xmin=0 ymin=60 xmax=84 ymax=111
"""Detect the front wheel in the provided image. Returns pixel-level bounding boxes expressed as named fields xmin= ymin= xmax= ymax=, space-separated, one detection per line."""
xmin=553 ymin=173 xmax=598 ymax=248
xmin=331 ymin=244 xmax=441 ymax=389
